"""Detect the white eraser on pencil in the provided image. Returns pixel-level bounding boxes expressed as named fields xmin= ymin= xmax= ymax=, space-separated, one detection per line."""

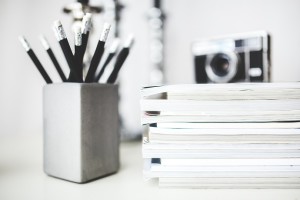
xmin=52 ymin=25 xmax=60 ymax=41
xmin=18 ymin=35 xmax=31 ymax=51
xmin=109 ymin=38 xmax=120 ymax=53
xmin=53 ymin=20 xmax=66 ymax=41
xmin=74 ymin=26 xmax=82 ymax=46
xmin=39 ymin=35 xmax=50 ymax=50
xmin=81 ymin=13 xmax=92 ymax=34
xmin=99 ymin=23 xmax=111 ymax=42
xmin=124 ymin=34 xmax=135 ymax=48
xmin=53 ymin=20 xmax=62 ymax=28
xmin=85 ymin=13 xmax=92 ymax=18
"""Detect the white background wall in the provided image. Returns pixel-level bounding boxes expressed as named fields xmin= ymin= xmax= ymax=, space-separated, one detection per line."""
xmin=0 ymin=0 xmax=299 ymax=136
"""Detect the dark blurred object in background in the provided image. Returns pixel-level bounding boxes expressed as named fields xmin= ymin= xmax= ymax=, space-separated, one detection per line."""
xmin=147 ymin=0 xmax=166 ymax=85
xmin=63 ymin=0 xmax=102 ymax=22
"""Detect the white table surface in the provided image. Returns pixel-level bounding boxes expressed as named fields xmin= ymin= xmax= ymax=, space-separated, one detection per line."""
xmin=1 ymin=134 xmax=300 ymax=200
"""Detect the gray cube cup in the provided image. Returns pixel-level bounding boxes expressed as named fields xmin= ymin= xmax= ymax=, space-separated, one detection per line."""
xmin=43 ymin=83 xmax=120 ymax=183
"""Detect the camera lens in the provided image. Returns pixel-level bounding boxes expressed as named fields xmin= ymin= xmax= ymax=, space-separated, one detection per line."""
xmin=205 ymin=51 xmax=238 ymax=83
xmin=210 ymin=53 xmax=231 ymax=77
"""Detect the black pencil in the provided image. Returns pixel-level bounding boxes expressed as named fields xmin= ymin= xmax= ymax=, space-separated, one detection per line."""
xmin=107 ymin=35 xmax=134 ymax=84
xmin=19 ymin=36 xmax=52 ymax=84
xmin=74 ymin=26 xmax=83 ymax=82
xmin=85 ymin=23 xmax=111 ymax=83
xmin=80 ymin=13 xmax=92 ymax=63
xmin=39 ymin=35 xmax=67 ymax=82
xmin=94 ymin=38 xmax=120 ymax=82
xmin=53 ymin=20 xmax=82 ymax=82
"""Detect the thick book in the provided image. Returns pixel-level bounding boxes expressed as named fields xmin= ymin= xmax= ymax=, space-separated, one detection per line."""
xmin=141 ymin=82 xmax=300 ymax=124
xmin=158 ymin=177 xmax=300 ymax=188
xmin=141 ymin=82 xmax=300 ymax=100
xmin=156 ymin=122 xmax=300 ymax=129
xmin=144 ymin=164 xmax=300 ymax=178
xmin=147 ymin=127 xmax=300 ymax=143
xmin=143 ymin=142 xmax=300 ymax=159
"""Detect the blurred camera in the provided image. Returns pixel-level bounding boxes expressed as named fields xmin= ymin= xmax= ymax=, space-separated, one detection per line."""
xmin=193 ymin=31 xmax=271 ymax=83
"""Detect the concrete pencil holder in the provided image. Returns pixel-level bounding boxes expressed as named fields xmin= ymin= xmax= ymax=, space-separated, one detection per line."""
xmin=43 ymin=83 xmax=119 ymax=183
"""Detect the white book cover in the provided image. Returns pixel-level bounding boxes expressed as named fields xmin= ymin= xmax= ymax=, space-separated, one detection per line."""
xmin=141 ymin=82 xmax=300 ymax=100
xmin=143 ymin=142 xmax=300 ymax=159
xmin=149 ymin=127 xmax=300 ymax=135
xmin=142 ymin=140 xmax=300 ymax=151
xmin=143 ymin=151 xmax=300 ymax=159
xmin=143 ymin=167 xmax=300 ymax=178
xmin=142 ymin=114 xmax=300 ymax=124
xmin=159 ymin=177 xmax=300 ymax=188
xmin=159 ymin=177 xmax=300 ymax=184
xmin=143 ymin=142 xmax=300 ymax=150
xmin=141 ymin=99 xmax=300 ymax=112
xmin=160 ymin=158 xmax=300 ymax=166
xmin=146 ymin=127 xmax=300 ymax=143
xmin=156 ymin=122 xmax=300 ymax=129
xmin=144 ymin=171 xmax=300 ymax=179
xmin=150 ymin=165 xmax=300 ymax=172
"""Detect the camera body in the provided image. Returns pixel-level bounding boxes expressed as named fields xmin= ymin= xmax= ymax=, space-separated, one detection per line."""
xmin=193 ymin=31 xmax=271 ymax=83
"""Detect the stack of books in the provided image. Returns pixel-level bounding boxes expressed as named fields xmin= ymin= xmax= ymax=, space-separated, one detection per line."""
xmin=141 ymin=82 xmax=300 ymax=188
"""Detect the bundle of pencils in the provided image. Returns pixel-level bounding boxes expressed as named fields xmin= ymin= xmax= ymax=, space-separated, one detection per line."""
xmin=19 ymin=13 xmax=134 ymax=84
